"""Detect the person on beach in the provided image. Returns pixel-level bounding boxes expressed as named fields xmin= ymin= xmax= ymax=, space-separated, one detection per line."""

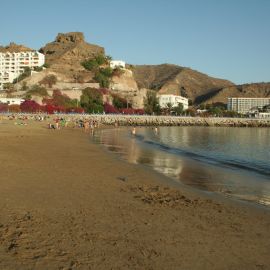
xmin=84 ymin=120 xmax=90 ymax=133
xmin=55 ymin=118 xmax=60 ymax=129
xmin=131 ymin=127 xmax=136 ymax=135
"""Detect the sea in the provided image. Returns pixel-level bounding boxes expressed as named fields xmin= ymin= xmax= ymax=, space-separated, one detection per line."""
xmin=92 ymin=126 xmax=270 ymax=207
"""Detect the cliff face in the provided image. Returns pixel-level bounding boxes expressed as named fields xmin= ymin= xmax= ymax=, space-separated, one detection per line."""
xmin=132 ymin=64 xmax=234 ymax=103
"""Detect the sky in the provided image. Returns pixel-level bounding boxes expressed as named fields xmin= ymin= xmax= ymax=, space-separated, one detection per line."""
xmin=1 ymin=0 xmax=269 ymax=84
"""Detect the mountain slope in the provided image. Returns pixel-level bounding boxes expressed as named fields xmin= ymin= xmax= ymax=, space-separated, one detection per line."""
xmin=205 ymin=83 xmax=270 ymax=104
xmin=132 ymin=64 xmax=234 ymax=103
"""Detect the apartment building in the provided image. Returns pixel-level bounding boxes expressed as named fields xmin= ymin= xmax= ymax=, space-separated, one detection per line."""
xmin=0 ymin=97 xmax=24 ymax=105
xmin=158 ymin=94 xmax=189 ymax=110
xmin=227 ymin=97 xmax=270 ymax=114
xmin=0 ymin=51 xmax=45 ymax=90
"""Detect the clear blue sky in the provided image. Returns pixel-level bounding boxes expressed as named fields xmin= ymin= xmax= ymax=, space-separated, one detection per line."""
xmin=1 ymin=0 xmax=269 ymax=84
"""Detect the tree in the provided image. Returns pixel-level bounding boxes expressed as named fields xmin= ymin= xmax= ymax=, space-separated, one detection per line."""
xmin=144 ymin=91 xmax=161 ymax=115
xmin=39 ymin=75 xmax=57 ymax=88
xmin=174 ymin=103 xmax=184 ymax=115
xmin=95 ymin=54 xmax=107 ymax=65
xmin=166 ymin=102 xmax=173 ymax=115
xmin=81 ymin=54 xmax=107 ymax=71
xmin=80 ymin=88 xmax=104 ymax=113
xmin=94 ymin=68 xmax=112 ymax=88
xmin=81 ymin=59 xmax=99 ymax=71
xmin=208 ymin=106 xmax=223 ymax=116
xmin=21 ymin=81 xmax=29 ymax=91
xmin=112 ymin=94 xmax=131 ymax=109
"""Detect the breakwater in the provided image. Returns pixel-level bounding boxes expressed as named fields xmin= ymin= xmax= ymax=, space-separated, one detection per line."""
xmin=89 ymin=115 xmax=270 ymax=127
xmin=1 ymin=114 xmax=270 ymax=127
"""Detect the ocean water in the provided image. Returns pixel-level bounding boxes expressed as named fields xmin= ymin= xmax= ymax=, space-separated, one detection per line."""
xmin=93 ymin=126 xmax=270 ymax=206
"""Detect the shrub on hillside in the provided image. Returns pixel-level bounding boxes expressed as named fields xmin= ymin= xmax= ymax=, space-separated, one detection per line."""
xmin=20 ymin=100 xmax=40 ymax=113
xmin=13 ymin=67 xmax=31 ymax=83
xmin=8 ymin=104 xmax=21 ymax=113
xmin=112 ymin=94 xmax=130 ymax=109
xmin=0 ymin=103 xmax=8 ymax=112
xmin=80 ymin=88 xmax=104 ymax=113
xmin=104 ymin=103 xmax=119 ymax=114
xmin=26 ymin=85 xmax=48 ymax=97
xmin=43 ymin=90 xmax=78 ymax=109
xmin=39 ymin=75 xmax=57 ymax=88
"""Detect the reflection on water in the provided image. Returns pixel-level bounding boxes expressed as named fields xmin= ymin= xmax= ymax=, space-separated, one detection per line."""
xmin=93 ymin=127 xmax=270 ymax=206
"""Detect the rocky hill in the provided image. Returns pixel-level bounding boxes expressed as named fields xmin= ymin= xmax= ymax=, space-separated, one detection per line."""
xmin=0 ymin=42 xmax=33 ymax=53
xmin=132 ymin=64 xmax=234 ymax=103
xmin=203 ymin=83 xmax=270 ymax=104
xmin=39 ymin=32 xmax=104 ymax=81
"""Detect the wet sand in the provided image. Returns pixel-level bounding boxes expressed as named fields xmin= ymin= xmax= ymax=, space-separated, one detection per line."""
xmin=0 ymin=119 xmax=270 ymax=270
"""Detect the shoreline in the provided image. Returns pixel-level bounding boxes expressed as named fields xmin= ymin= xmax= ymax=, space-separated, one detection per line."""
xmin=92 ymin=126 xmax=270 ymax=210
xmin=0 ymin=120 xmax=270 ymax=269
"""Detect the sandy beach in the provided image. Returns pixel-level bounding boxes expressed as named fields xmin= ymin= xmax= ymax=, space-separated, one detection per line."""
xmin=0 ymin=118 xmax=270 ymax=270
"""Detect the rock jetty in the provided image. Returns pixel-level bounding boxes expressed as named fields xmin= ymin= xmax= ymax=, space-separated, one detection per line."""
xmin=86 ymin=115 xmax=270 ymax=128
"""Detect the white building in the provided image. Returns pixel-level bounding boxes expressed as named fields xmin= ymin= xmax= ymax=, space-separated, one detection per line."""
xmin=110 ymin=60 xmax=125 ymax=69
xmin=0 ymin=51 xmax=45 ymax=90
xmin=0 ymin=97 xmax=24 ymax=105
xmin=227 ymin=97 xmax=270 ymax=114
xmin=158 ymin=94 xmax=189 ymax=110
xmin=256 ymin=112 xmax=270 ymax=118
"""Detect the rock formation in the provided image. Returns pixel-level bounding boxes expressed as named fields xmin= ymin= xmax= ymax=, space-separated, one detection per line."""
xmin=39 ymin=32 xmax=105 ymax=76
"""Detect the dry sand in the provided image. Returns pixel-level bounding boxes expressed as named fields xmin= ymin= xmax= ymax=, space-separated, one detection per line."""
xmin=0 ymin=119 xmax=269 ymax=270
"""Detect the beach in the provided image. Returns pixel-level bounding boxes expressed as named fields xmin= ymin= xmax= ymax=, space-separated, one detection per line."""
xmin=0 ymin=118 xmax=270 ymax=270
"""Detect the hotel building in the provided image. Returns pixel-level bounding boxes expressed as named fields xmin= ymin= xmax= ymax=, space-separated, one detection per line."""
xmin=158 ymin=94 xmax=189 ymax=110
xmin=227 ymin=97 xmax=270 ymax=114
xmin=0 ymin=51 xmax=45 ymax=90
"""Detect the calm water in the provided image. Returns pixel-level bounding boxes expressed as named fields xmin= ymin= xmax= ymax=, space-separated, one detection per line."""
xmin=93 ymin=126 xmax=270 ymax=206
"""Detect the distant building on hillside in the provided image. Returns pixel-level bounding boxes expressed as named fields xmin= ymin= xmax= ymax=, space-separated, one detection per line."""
xmin=0 ymin=51 xmax=45 ymax=90
xmin=0 ymin=97 xmax=24 ymax=105
xmin=110 ymin=60 xmax=125 ymax=69
xmin=227 ymin=97 xmax=270 ymax=114
xmin=158 ymin=94 xmax=189 ymax=110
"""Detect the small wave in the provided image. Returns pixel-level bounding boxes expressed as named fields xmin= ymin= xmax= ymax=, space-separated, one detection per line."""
xmin=134 ymin=134 xmax=270 ymax=178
